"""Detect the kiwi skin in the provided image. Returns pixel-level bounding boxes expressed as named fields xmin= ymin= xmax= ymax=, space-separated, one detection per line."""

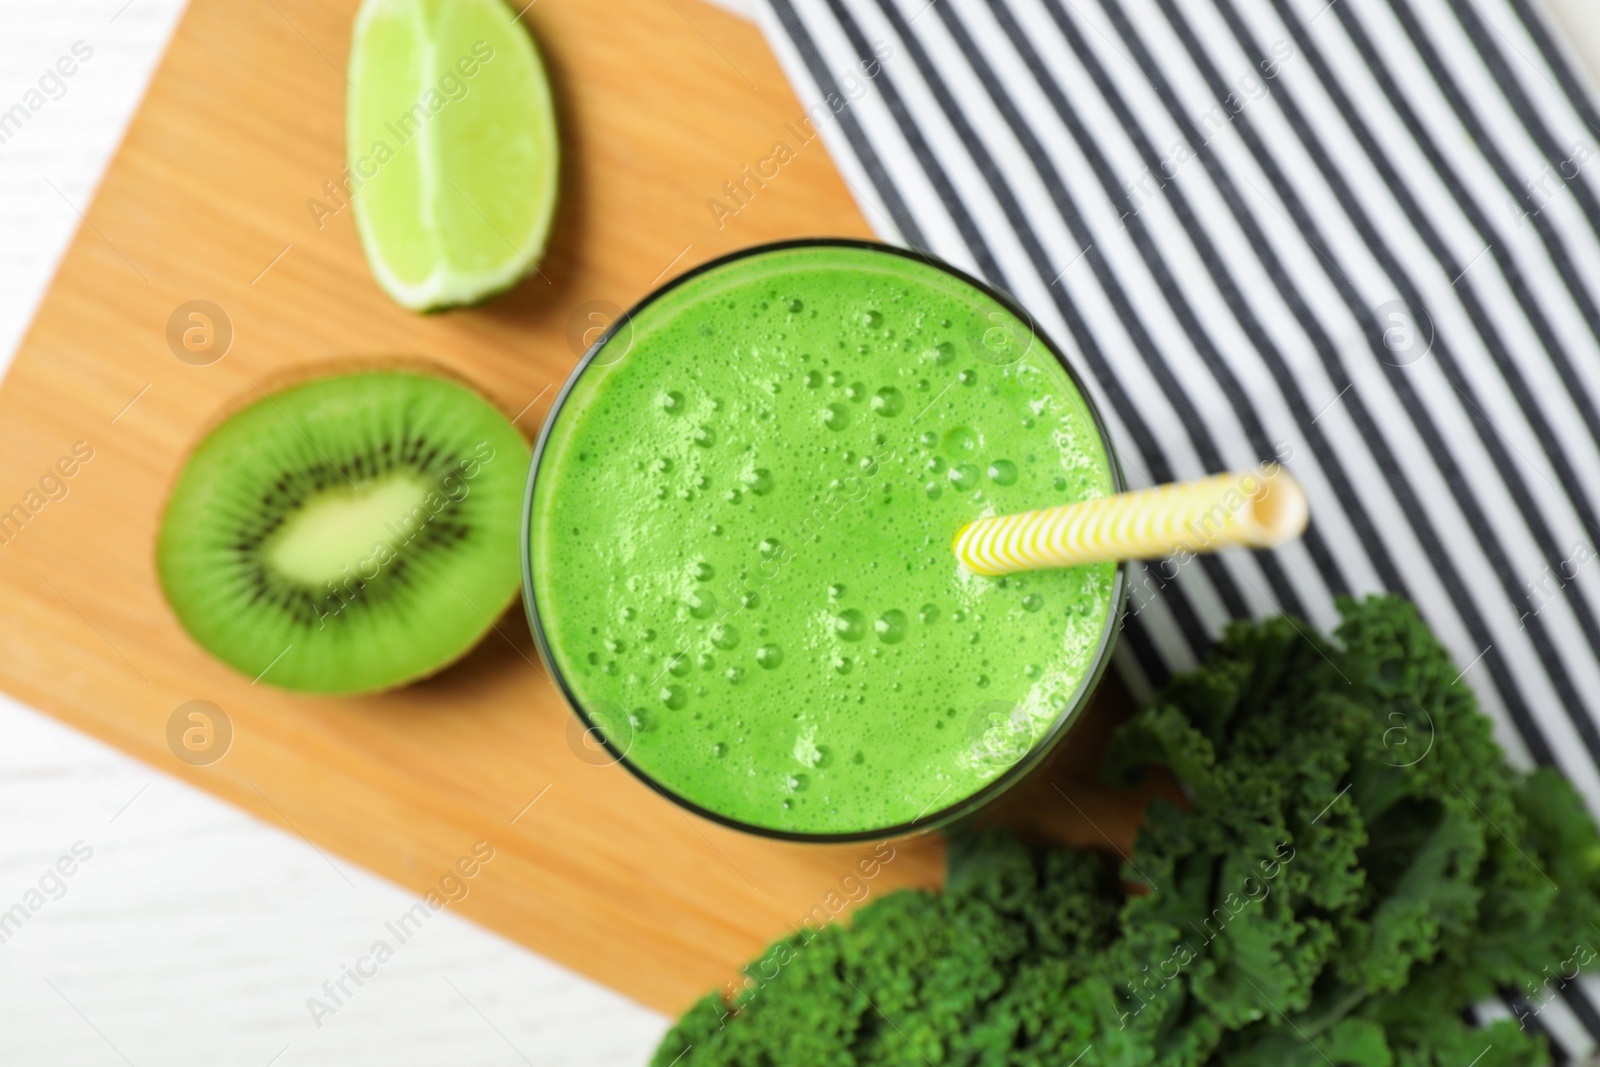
xmin=156 ymin=366 xmax=532 ymax=695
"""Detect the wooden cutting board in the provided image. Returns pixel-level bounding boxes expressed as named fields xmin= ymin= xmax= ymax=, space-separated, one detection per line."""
xmin=0 ymin=0 xmax=1164 ymax=1015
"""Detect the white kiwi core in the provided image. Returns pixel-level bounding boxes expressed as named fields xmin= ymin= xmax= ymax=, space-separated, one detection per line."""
xmin=264 ymin=474 xmax=435 ymax=586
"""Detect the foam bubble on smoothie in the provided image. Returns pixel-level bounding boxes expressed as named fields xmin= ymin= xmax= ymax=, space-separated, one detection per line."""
xmin=529 ymin=245 xmax=1116 ymax=835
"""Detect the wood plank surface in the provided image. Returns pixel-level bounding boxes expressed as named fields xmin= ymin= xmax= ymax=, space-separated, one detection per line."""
xmin=0 ymin=0 xmax=1162 ymax=1014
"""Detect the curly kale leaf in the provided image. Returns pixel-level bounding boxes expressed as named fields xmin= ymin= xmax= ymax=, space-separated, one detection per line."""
xmin=651 ymin=832 xmax=1122 ymax=1066
xmin=655 ymin=597 xmax=1597 ymax=1067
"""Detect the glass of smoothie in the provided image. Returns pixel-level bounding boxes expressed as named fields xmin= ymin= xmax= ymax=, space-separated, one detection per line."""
xmin=523 ymin=239 xmax=1125 ymax=842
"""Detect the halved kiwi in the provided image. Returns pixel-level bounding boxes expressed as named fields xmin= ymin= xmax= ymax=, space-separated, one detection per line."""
xmin=157 ymin=370 xmax=530 ymax=694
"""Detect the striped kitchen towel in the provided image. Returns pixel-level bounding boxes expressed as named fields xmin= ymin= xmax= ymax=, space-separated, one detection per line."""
xmin=750 ymin=0 xmax=1600 ymax=1055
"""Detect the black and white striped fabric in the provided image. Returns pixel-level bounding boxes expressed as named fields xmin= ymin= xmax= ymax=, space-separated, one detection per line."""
xmin=751 ymin=0 xmax=1600 ymax=1055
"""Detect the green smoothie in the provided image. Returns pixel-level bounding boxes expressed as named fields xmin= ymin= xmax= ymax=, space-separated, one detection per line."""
xmin=528 ymin=243 xmax=1118 ymax=835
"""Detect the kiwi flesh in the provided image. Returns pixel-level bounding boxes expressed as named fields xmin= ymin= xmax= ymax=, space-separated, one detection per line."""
xmin=157 ymin=370 xmax=530 ymax=694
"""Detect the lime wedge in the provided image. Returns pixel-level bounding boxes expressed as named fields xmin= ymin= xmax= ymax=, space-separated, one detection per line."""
xmin=347 ymin=0 xmax=559 ymax=311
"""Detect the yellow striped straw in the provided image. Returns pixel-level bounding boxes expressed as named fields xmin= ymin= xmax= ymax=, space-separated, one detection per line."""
xmin=954 ymin=467 xmax=1309 ymax=576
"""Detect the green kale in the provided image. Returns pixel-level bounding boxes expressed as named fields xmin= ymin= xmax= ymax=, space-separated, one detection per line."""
xmin=652 ymin=596 xmax=1600 ymax=1066
xmin=653 ymin=833 xmax=1121 ymax=1066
